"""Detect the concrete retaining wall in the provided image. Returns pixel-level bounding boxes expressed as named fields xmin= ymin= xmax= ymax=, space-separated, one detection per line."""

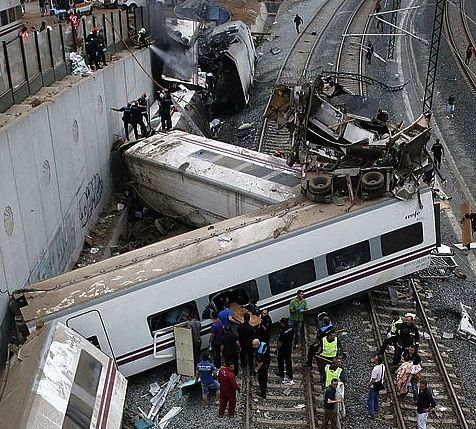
xmin=0 ymin=49 xmax=154 ymax=358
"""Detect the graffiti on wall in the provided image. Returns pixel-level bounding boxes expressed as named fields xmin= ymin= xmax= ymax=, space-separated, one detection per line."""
xmin=29 ymin=211 xmax=77 ymax=282
xmin=78 ymin=173 xmax=103 ymax=228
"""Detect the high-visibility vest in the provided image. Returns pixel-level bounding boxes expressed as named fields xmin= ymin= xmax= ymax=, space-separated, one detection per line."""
xmin=390 ymin=317 xmax=404 ymax=334
xmin=321 ymin=337 xmax=338 ymax=358
xmin=325 ymin=364 xmax=342 ymax=387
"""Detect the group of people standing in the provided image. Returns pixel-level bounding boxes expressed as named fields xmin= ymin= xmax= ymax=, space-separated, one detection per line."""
xmin=112 ymin=93 xmax=150 ymax=141
xmin=369 ymin=311 xmax=437 ymax=429
xmin=85 ymin=27 xmax=107 ymax=71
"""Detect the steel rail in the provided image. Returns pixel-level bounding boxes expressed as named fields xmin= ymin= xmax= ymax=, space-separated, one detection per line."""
xmin=444 ymin=0 xmax=476 ymax=93
xmin=410 ymin=278 xmax=470 ymax=429
xmin=368 ymin=292 xmax=407 ymax=429
xmin=335 ymin=0 xmax=372 ymax=95
xmin=257 ymin=0 xmax=347 ymax=153
xmin=303 ymin=318 xmax=317 ymax=429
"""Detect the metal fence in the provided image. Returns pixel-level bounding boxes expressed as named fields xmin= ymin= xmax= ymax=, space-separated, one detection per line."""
xmin=0 ymin=7 xmax=146 ymax=113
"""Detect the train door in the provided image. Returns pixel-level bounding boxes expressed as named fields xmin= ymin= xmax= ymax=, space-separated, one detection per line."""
xmin=173 ymin=324 xmax=195 ymax=377
xmin=66 ymin=310 xmax=115 ymax=360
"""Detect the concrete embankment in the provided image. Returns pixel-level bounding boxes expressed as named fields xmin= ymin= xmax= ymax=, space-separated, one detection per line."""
xmin=0 ymin=48 xmax=154 ymax=359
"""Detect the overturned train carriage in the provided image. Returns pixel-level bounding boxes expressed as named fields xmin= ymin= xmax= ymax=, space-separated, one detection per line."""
xmin=12 ymin=188 xmax=437 ymax=377
xmin=0 ymin=322 xmax=127 ymax=429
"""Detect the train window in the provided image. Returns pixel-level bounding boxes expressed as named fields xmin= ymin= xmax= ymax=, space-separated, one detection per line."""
xmin=269 ymin=260 xmax=316 ymax=295
xmin=87 ymin=336 xmax=101 ymax=350
xmin=381 ymin=223 xmax=423 ymax=256
xmin=63 ymin=350 xmax=102 ymax=429
xmin=326 ymin=241 xmax=371 ymax=275
xmin=204 ymin=280 xmax=258 ymax=319
xmin=147 ymin=301 xmax=198 ymax=335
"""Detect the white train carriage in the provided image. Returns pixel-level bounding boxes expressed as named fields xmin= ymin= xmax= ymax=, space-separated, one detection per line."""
xmin=14 ymin=188 xmax=437 ymax=377
xmin=0 ymin=322 xmax=127 ymax=429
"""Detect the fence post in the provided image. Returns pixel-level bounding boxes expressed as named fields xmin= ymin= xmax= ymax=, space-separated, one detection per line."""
xmin=133 ymin=7 xmax=138 ymax=35
xmin=82 ymin=18 xmax=87 ymax=52
xmin=102 ymin=13 xmax=108 ymax=46
xmin=118 ymin=10 xmax=123 ymax=44
xmin=59 ymin=24 xmax=67 ymax=65
xmin=3 ymin=41 xmax=15 ymax=104
xmin=19 ymin=36 xmax=31 ymax=95
xmin=110 ymin=12 xmax=115 ymax=46
xmin=34 ymin=31 xmax=44 ymax=86
xmin=92 ymin=14 xmax=96 ymax=28
xmin=140 ymin=6 xmax=144 ymax=30
xmin=47 ymin=27 xmax=55 ymax=80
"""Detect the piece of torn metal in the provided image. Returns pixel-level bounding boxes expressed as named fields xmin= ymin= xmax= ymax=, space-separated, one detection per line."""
xmin=158 ymin=407 xmax=182 ymax=429
xmin=457 ymin=302 xmax=476 ymax=344
xmin=148 ymin=373 xmax=181 ymax=421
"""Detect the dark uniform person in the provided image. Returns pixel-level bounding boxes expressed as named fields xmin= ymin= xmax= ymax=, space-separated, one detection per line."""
xmin=159 ymin=89 xmax=173 ymax=132
xmin=130 ymin=101 xmax=148 ymax=138
xmin=221 ymin=326 xmax=240 ymax=376
xmin=431 ymin=139 xmax=444 ymax=169
xmin=253 ymin=338 xmax=270 ymax=398
xmin=85 ymin=28 xmax=101 ymax=70
xmin=238 ymin=312 xmax=255 ymax=374
xmin=111 ymin=103 xmax=136 ymax=141
xmin=276 ymin=317 xmax=294 ymax=384
xmin=379 ymin=310 xmax=404 ymax=355
xmin=393 ymin=313 xmax=420 ymax=366
xmin=258 ymin=309 xmax=272 ymax=344
xmin=294 ymin=14 xmax=303 ymax=34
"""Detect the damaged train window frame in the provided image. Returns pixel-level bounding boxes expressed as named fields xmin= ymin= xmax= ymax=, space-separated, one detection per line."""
xmin=381 ymin=222 xmax=424 ymax=256
xmin=147 ymin=301 xmax=199 ymax=336
xmin=203 ymin=280 xmax=259 ymax=319
xmin=326 ymin=241 xmax=371 ymax=275
xmin=269 ymin=260 xmax=316 ymax=296
xmin=63 ymin=350 xmax=102 ymax=429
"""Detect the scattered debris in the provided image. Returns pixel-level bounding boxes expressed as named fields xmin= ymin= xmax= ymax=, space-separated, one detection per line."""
xmin=270 ymin=47 xmax=282 ymax=55
xmin=419 ymin=244 xmax=458 ymax=279
xmin=147 ymin=373 xmax=181 ymax=421
xmin=457 ymin=303 xmax=476 ymax=344
xmin=158 ymin=407 xmax=182 ymax=429
xmin=442 ymin=332 xmax=454 ymax=339
xmin=294 ymin=404 xmax=306 ymax=409
xmin=70 ymin=52 xmax=92 ymax=76
xmin=238 ymin=121 xmax=255 ymax=130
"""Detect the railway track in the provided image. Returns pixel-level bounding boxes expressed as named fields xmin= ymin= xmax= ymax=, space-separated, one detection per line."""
xmin=369 ymin=278 xmax=474 ymax=429
xmin=244 ymin=324 xmax=316 ymax=429
xmin=335 ymin=0 xmax=373 ymax=95
xmin=445 ymin=0 xmax=476 ymax=95
xmin=256 ymin=0 xmax=346 ymax=155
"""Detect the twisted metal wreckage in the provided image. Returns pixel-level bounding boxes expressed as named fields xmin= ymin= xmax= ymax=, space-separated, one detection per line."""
xmin=264 ymin=76 xmax=435 ymax=206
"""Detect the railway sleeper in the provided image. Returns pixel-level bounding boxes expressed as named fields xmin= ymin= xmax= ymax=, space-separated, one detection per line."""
xmin=255 ymin=418 xmax=307 ymax=426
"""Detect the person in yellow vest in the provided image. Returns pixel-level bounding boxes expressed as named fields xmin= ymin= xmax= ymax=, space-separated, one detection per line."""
xmin=315 ymin=331 xmax=345 ymax=382
xmin=324 ymin=358 xmax=345 ymax=387
xmin=379 ymin=310 xmax=403 ymax=356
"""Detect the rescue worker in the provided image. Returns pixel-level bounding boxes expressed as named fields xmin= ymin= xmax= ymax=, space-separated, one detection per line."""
xmin=294 ymin=14 xmax=303 ymax=34
xmin=137 ymin=93 xmax=150 ymax=131
xmin=218 ymin=359 xmax=240 ymax=417
xmin=373 ymin=0 xmax=382 ymax=29
xmin=130 ymin=101 xmax=148 ymax=138
xmin=196 ymin=352 xmax=220 ymax=404
xmin=221 ymin=326 xmax=240 ymax=376
xmin=98 ymin=29 xmax=107 ymax=66
xmin=111 ymin=103 xmax=136 ymax=141
xmin=276 ymin=317 xmax=294 ymax=384
xmin=379 ymin=310 xmax=404 ymax=355
xmin=289 ymin=289 xmax=308 ymax=347
xmin=86 ymin=28 xmax=101 ymax=70
xmin=306 ymin=330 xmax=346 ymax=377
xmin=416 ymin=380 xmax=436 ymax=429
xmin=258 ymin=308 xmax=272 ymax=344
xmin=253 ymin=338 xmax=270 ymax=398
xmin=393 ymin=313 xmax=420 ymax=366
xmin=238 ymin=312 xmax=255 ymax=374
xmin=431 ymin=139 xmax=444 ymax=169
xmin=310 ymin=331 xmax=346 ymax=382
xmin=324 ymin=358 xmax=345 ymax=387
xmin=158 ymin=89 xmax=173 ymax=132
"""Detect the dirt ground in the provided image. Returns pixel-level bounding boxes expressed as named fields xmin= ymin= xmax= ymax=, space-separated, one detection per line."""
xmin=217 ymin=0 xmax=262 ymax=26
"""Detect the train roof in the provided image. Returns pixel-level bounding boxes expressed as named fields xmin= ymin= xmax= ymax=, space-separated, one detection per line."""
xmin=15 ymin=191 xmax=415 ymax=324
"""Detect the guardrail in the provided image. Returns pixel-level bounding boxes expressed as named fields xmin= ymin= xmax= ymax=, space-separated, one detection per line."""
xmin=0 ymin=6 xmax=147 ymax=113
